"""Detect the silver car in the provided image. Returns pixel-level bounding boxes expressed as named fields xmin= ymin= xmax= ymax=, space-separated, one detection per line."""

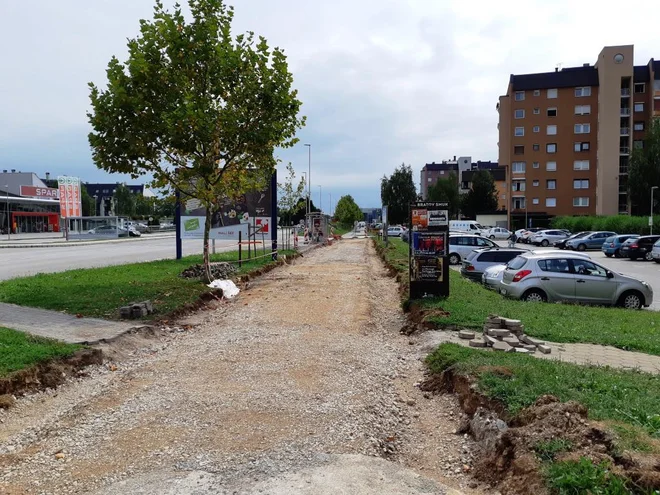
xmin=448 ymin=234 xmax=497 ymax=265
xmin=460 ymin=248 xmax=527 ymax=281
xmin=499 ymin=253 xmax=653 ymax=309
xmin=652 ymin=239 xmax=660 ymax=264
xmin=529 ymin=229 xmax=570 ymax=247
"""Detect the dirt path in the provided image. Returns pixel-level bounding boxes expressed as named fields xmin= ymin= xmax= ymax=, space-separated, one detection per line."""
xmin=0 ymin=240 xmax=489 ymax=494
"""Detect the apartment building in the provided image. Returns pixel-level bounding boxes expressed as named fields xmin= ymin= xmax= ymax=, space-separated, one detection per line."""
xmin=498 ymin=44 xmax=660 ymax=227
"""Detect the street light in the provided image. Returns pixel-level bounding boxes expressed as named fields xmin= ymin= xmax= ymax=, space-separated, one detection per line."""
xmin=652 ymin=186 xmax=659 ymax=235
xmin=304 ymin=144 xmax=311 ymax=216
xmin=318 ymin=185 xmax=322 ymax=213
xmin=4 ymin=184 xmax=9 ymax=240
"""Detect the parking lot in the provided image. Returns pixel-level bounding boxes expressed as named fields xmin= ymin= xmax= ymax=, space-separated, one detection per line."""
xmin=496 ymin=240 xmax=660 ymax=311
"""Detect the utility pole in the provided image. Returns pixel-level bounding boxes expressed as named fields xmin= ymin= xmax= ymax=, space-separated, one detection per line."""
xmin=304 ymin=144 xmax=311 ymax=217
xmin=651 ymin=186 xmax=658 ymax=235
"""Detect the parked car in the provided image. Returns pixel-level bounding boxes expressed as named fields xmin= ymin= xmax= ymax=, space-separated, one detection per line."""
xmin=555 ymin=231 xmax=591 ymax=249
xmin=519 ymin=227 xmax=545 ymax=244
xmin=652 ymin=239 xmax=660 ymax=264
xmin=565 ymin=231 xmax=616 ymax=251
xmin=529 ymin=229 xmax=570 ymax=247
xmin=620 ymin=235 xmax=660 ymax=261
xmin=88 ymin=225 xmax=140 ymax=237
xmin=447 ymin=234 xmax=497 ymax=265
xmin=449 ymin=220 xmax=487 ymax=235
xmin=601 ymin=234 xmax=639 ymax=258
xmin=460 ymin=248 xmax=527 ymax=281
xmin=159 ymin=222 xmax=175 ymax=230
xmin=387 ymin=226 xmax=404 ymax=237
xmin=485 ymin=227 xmax=512 ymax=240
xmin=499 ymin=252 xmax=653 ymax=309
xmin=401 ymin=230 xmax=410 ymax=243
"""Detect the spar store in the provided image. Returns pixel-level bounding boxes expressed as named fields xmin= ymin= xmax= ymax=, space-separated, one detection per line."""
xmin=0 ymin=171 xmax=61 ymax=233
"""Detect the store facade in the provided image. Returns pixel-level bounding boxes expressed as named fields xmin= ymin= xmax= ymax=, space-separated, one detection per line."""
xmin=1 ymin=172 xmax=61 ymax=233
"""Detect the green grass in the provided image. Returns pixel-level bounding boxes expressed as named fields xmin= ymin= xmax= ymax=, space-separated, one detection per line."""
xmin=533 ymin=438 xmax=575 ymax=462
xmin=0 ymin=327 xmax=81 ymax=376
xmin=0 ymin=251 xmax=293 ymax=320
xmin=545 ymin=458 xmax=635 ymax=495
xmin=375 ymin=238 xmax=660 ymax=356
xmin=427 ymin=344 xmax=660 ymax=439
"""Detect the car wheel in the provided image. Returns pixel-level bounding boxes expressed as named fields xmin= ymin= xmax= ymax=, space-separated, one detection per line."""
xmin=645 ymin=251 xmax=654 ymax=261
xmin=577 ymin=244 xmax=586 ymax=251
xmin=541 ymin=239 xmax=549 ymax=247
xmin=614 ymin=249 xmax=621 ymax=258
xmin=522 ymin=289 xmax=547 ymax=303
xmin=605 ymin=253 xmax=613 ymax=258
xmin=448 ymin=253 xmax=461 ymax=265
xmin=489 ymin=235 xmax=495 ymax=239
xmin=618 ymin=291 xmax=643 ymax=310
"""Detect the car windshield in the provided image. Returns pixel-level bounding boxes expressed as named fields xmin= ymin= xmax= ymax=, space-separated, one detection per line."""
xmin=507 ymin=256 xmax=527 ymax=270
xmin=475 ymin=223 xmax=485 ymax=230
xmin=605 ymin=236 xmax=616 ymax=243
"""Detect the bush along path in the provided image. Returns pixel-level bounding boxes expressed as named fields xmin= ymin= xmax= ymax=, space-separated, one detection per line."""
xmin=0 ymin=239 xmax=492 ymax=495
xmin=374 ymin=237 xmax=660 ymax=494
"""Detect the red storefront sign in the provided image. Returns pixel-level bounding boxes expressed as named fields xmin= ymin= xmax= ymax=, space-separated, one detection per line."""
xmin=19 ymin=185 xmax=60 ymax=199
xmin=57 ymin=176 xmax=82 ymax=218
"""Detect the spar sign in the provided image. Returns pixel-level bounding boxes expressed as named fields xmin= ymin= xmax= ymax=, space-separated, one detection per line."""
xmin=57 ymin=176 xmax=82 ymax=218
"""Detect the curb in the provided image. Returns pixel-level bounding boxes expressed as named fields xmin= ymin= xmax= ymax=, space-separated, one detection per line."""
xmin=0 ymin=233 xmax=176 ymax=249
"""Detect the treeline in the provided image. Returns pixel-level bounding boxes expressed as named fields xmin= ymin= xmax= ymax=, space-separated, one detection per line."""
xmin=550 ymin=215 xmax=660 ymax=235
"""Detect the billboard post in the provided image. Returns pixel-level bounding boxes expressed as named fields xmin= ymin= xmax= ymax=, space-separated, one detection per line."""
xmin=271 ymin=170 xmax=278 ymax=261
xmin=175 ymin=189 xmax=182 ymax=260
xmin=57 ymin=176 xmax=82 ymax=242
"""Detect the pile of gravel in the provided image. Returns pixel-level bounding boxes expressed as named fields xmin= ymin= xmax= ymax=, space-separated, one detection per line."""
xmin=180 ymin=262 xmax=237 ymax=280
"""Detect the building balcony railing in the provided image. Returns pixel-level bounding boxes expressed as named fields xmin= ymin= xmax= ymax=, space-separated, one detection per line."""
xmin=620 ymin=146 xmax=630 ymax=155
xmin=620 ymin=127 xmax=630 ymax=135
xmin=619 ymin=165 xmax=629 ymax=174
xmin=621 ymin=88 xmax=631 ymax=97
xmin=620 ymin=108 xmax=631 ymax=116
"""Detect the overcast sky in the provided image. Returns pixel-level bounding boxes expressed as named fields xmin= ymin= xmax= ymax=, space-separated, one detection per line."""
xmin=1 ymin=1 xmax=659 ymax=210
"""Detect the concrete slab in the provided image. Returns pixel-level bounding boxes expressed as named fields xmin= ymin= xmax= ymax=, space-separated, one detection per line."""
xmin=458 ymin=330 xmax=475 ymax=340
xmin=0 ymin=302 xmax=139 ymax=344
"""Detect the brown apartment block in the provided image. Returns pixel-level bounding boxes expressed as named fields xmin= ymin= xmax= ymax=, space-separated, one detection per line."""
xmin=498 ymin=45 xmax=660 ymax=228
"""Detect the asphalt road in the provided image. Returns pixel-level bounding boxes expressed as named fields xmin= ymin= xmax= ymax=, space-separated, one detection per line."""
xmin=501 ymin=241 xmax=660 ymax=311
xmin=0 ymin=232 xmax=295 ymax=281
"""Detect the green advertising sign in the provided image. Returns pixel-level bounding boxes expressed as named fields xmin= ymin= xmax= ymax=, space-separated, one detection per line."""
xmin=184 ymin=218 xmax=200 ymax=231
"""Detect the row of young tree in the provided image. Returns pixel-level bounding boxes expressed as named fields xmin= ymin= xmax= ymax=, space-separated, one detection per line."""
xmin=629 ymin=119 xmax=660 ymax=216
xmin=380 ymin=164 xmax=499 ymax=225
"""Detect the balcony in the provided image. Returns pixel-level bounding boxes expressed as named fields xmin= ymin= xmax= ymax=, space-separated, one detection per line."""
xmin=621 ymin=88 xmax=631 ymax=97
xmin=620 ymin=146 xmax=630 ymax=155
xmin=619 ymin=164 xmax=629 ymax=174
xmin=620 ymin=127 xmax=630 ymax=135
xmin=620 ymin=107 xmax=631 ymax=116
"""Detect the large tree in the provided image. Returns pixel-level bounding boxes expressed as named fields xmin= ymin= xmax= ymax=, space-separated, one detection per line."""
xmin=460 ymin=169 xmax=498 ymax=219
xmin=426 ymin=172 xmax=460 ymax=219
xmin=87 ymin=0 xmax=304 ymax=282
xmin=381 ymin=163 xmax=417 ymax=225
xmin=629 ymin=118 xmax=660 ymax=215
xmin=334 ymin=195 xmax=363 ymax=227
xmin=114 ymin=184 xmax=136 ymax=217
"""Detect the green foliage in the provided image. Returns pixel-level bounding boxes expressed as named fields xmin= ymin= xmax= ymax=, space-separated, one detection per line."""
xmin=460 ymin=169 xmax=499 ymax=218
xmin=546 ymin=458 xmax=632 ymax=495
xmin=277 ymin=163 xmax=306 ymax=225
xmin=114 ymin=184 xmax=136 ymax=216
xmin=135 ymin=195 xmax=154 ymax=216
xmin=334 ymin=195 xmax=363 ymax=226
xmin=154 ymin=195 xmax=176 ymax=218
xmin=87 ymin=0 xmax=305 ymax=280
xmin=0 ymin=327 xmax=81 ymax=376
xmin=426 ymin=344 xmax=660 ymax=438
xmin=533 ymin=439 xmax=574 ymax=462
xmin=0 ymin=250 xmax=294 ymax=320
xmin=427 ymin=172 xmax=460 ymax=219
xmin=629 ymin=119 xmax=660 ymax=216
xmin=550 ymin=215 xmax=660 ymax=235
xmin=381 ymin=163 xmax=417 ymax=225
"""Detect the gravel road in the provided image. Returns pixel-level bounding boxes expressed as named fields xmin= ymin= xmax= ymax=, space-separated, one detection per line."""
xmin=0 ymin=240 xmax=488 ymax=494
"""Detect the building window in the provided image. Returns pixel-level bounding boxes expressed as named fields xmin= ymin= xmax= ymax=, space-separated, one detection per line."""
xmin=532 ymin=198 xmax=540 ymax=205
xmin=575 ymin=87 xmax=591 ymax=97
xmin=533 ymin=162 xmax=540 ymax=169
xmin=547 ymin=125 xmax=557 ymax=135
xmin=574 ymin=142 xmax=590 ymax=152
xmin=634 ymin=121 xmax=645 ymax=131
xmin=573 ymin=197 xmax=589 ymax=207
xmin=547 ymin=179 xmax=557 ymax=189
xmin=574 ymin=123 xmax=591 ymax=134
xmin=533 ymin=108 xmax=540 ymax=114
xmin=427 ymin=177 xmax=433 ymax=182
xmin=634 ymin=83 xmax=645 ymax=94
xmin=546 ymin=161 xmax=557 ymax=171
xmin=513 ymin=197 xmax=526 ymax=210
xmin=575 ymin=105 xmax=591 ymax=115
xmin=533 ymin=144 xmax=540 ymax=151
xmin=546 ymin=197 xmax=557 ymax=207
xmin=573 ymin=160 xmax=590 ymax=170
xmin=514 ymin=109 xmax=525 ymax=119
xmin=546 ymin=143 xmax=557 ymax=153
xmin=512 ymin=162 xmax=526 ymax=173
xmin=634 ymin=102 xmax=644 ymax=112
xmin=533 ymin=90 xmax=541 ymax=96
xmin=547 ymin=107 xmax=557 ymax=117
xmin=533 ymin=125 xmax=540 ymax=133
xmin=573 ymin=179 xmax=589 ymax=189
xmin=533 ymin=180 xmax=539 ymax=186
xmin=514 ymin=145 xmax=525 ymax=155
xmin=547 ymin=88 xmax=558 ymax=99
xmin=634 ymin=140 xmax=644 ymax=149
xmin=515 ymin=126 xmax=525 ymax=136
xmin=515 ymin=91 xmax=525 ymax=101
xmin=512 ymin=181 xmax=526 ymax=192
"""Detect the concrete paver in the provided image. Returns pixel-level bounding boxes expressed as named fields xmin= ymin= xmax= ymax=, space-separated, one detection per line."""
xmin=0 ymin=302 xmax=139 ymax=344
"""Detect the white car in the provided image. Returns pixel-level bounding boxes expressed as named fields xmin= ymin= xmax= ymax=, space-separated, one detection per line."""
xmin=448 ymin=234 xmax=498 ymax=265
xmin=486 ymin=227 xmax=512 ymax=240
xmin=387 ymin=226 xmax=404 ymax=237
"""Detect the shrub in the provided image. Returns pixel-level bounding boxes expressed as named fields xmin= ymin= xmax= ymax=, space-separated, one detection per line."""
xmin=550 ymin=215 xmax=660 ymax=235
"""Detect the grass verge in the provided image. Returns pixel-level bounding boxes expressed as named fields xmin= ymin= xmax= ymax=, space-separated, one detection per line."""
xmin=375 ymin=238 xmax=660 ymax=356
xmin=0 ymin=250 xmax=294 ymax=320
xmin=0 ymin=327 xmax=81 ymax=377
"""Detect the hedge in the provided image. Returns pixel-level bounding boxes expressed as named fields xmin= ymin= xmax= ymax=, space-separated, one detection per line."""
xmin=550 ymin=215 xmax=660 ymax=235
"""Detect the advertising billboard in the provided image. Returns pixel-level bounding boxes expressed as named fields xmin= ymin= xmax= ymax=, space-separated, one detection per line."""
xmin=57 ymin=176 xmax=82 ymax=218
xmin=409 ymin=201 xmax=450 ymax=298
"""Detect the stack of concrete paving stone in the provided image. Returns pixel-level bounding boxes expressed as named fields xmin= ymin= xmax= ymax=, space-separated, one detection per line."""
xmin=119 ymin=300 xmax=154 ymax=319
xmin=457 ymin=314 xmax=551 ymax=354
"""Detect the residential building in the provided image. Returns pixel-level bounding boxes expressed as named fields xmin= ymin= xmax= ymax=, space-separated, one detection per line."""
xmin=84 ymin=183 xmax=156 ymax=216
xmin=498 ymin=44 xmax=659 ymax=227
xmin=420 ymin=158 xmax=460 ymax=199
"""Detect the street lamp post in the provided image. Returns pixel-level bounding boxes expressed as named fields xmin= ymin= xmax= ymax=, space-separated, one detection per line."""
xmin=329 ymin=192 xmax=332 ymax=218
xmin=318 ymin=185 xmax=322 ymax=214
xmin=651 ymin=186 xmax=659 ymax=235
xmin=304 ymin=144 xmax=311 ymax=216
xmin=4 ymin=185 xmax=9 ymax=240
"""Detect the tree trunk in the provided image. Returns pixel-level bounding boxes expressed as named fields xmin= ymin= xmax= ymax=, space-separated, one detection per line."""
xmin=202 ymin=209 xmax=213 ymax=284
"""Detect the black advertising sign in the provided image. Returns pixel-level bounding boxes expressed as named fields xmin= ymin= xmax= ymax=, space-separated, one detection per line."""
xmin=409 ymin=201 xmax=450 ymax=298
